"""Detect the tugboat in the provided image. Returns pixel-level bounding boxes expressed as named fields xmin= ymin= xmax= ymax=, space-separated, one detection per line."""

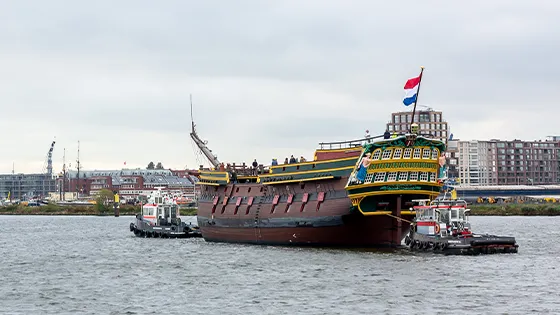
xmin=129 ymin=187 xmax=202 ymax=238
xmin=404 ymin=189 xmax=519 ymax=255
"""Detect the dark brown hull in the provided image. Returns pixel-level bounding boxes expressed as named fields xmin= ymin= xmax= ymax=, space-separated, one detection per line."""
xmin=197 ymin=214 xmax=412 ymax=247
xmin=197 ymin=177 xmax=414 ymax=247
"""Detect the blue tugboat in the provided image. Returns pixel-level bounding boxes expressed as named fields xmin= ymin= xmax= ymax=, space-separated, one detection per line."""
xmin=405 ymin=194 xmax=518 ymax=255
xmin=129 ymin=188 xmax=202 ymax=238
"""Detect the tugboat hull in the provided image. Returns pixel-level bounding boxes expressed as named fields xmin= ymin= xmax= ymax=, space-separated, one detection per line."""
xmin=130 ymin=216 xmax=202 ymax=239
xmin=405 ymin=231 xmax=519 ymax=255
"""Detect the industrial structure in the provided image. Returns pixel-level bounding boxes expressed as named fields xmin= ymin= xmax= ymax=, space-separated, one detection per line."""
xmin=0 ymin=141 xmax=57 ymax=200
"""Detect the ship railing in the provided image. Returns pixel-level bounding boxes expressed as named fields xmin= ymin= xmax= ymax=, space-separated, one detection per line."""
xmin=318 ymin=134 xmax=387 ymax=150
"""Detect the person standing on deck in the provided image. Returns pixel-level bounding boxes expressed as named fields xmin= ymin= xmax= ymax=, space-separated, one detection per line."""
xmin=252 ymin=159 xmax=258 ymax=176
xmin=383 ymin=129 xmax=391 ymax=139
xmin=356 ymin=152 xmax=372 ymax=184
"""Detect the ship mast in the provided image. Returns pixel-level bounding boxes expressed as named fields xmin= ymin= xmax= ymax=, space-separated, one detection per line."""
xmin=76 ymin=141 xmax=81 ymax=198
xmin=189 ymin=95 xmax=220 ymax=168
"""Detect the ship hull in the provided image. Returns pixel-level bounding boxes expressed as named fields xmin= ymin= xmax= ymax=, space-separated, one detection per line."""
xmin=197 ymin=182 xmax=414 ymax=247
xmin=197 ymin=215 xmax=412 ymax=247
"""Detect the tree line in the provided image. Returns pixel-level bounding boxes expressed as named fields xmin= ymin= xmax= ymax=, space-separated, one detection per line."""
xmin=146 ymin=162 xmax=165 ymax=170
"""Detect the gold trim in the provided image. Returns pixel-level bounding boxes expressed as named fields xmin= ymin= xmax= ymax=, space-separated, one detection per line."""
xmin=348 ymin=190 xmax=440 ymax=199
xmin=262 ymin=166 xmax=354 ymax=178
xmin=358 ymin=211 xmax=392 ymax=216
xmin=200 ymin=171 xmax=229 ymax=175
xmin=269 ymin=157 xmax=358 ymax=171
xmin=200 ymin=175 xmax=228 ymax=181
xmin=348 ymin=180 xmax=441 ymax=190
xmin=261 ymin=176 xmax=334 ymax=185
xmin=196 ymin=182 xmax=220 ymax=186
xmin=400 ymin=210 xmax=416 ymax=215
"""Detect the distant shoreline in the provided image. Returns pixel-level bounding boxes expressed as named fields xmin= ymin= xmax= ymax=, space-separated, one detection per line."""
xmin=1 ymin=204 xmax=559 ymax=216
xmin=0 ymin=203 xmax=560 ymax=216
xmin=0 ymin=205 xmax=198 ymax=216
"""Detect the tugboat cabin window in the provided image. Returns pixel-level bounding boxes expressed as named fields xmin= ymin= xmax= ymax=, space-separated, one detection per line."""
xmin=451 ymin=209 xmax=458 ymax=220
xmin=164 ymin=206 xmax=171 ymax=218
xmin=171 ymin=205 xmax=177 ymax=218
xmin=418 ymin=208 xmax=435 ymax=220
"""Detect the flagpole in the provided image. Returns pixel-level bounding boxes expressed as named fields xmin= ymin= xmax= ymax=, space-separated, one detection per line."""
xmin=410 ymin=66 xmax=425 ymax=127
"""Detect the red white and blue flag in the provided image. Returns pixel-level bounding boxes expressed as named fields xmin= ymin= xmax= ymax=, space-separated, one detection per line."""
xmin=403 ymin=74 xmax=422 ymax=106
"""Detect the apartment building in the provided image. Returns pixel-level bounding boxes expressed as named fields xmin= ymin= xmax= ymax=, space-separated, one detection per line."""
xmin=386 ymin=107 xmax=449 ymax=143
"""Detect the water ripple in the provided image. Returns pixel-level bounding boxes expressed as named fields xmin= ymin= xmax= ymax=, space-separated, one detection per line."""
xmin=0 ymin=215 xmax=558 ymax=314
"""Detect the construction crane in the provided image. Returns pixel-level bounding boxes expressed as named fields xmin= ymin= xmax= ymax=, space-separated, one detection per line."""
xmin=42 ymin=140 xmax=56 ymax=176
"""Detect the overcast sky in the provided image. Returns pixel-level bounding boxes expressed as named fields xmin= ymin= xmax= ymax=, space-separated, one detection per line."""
xmin=1 ymin=0 xmax=558 ymax=174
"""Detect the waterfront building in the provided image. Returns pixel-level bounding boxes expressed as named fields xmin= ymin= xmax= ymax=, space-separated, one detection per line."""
xmin=456 ymin=140 xmax=497 ymax=186
xmin=61 ymin=168 xmax=200 ymax=201
xmin=0 ymin=173 xmax=56 ymax=200
xmin=456 ymin=139 xmax=559 ymax=186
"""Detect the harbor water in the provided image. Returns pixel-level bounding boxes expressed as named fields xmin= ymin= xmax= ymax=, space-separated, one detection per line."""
xmin=0 ymin=215 xmax=558 ymax=315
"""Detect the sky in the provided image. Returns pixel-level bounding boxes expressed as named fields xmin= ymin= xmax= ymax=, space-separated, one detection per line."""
xmin=1 ymin=0 xmax=559 ymax=174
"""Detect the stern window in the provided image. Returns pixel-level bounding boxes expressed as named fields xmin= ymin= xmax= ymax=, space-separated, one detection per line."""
xmin=422 ymin=149 xmax=431 ymax=159
xmin=381 ymin=149 xmax=393 ymax=160
xmin=374 ymin=172 xmax=386 ymax=182
xmin=419 ymin=172 xmax=429 ymax=181
xmin=403 ymin=148 xmax=412 ymax=159
xmin=432 ymin=148 xmax=439 ymax=159
xmin=398 ymin=172 xmax=408 ymax=181
xmin=429 ymin=173 xmax=436 ymax=182
xmin=365 ymin=173 xmax=374 ymax=183
xmin=393 ymin=148 xmax=403 ymax=159
xmin=409 ymin=172 xmax=419 ymax=181
xmin=413 ymin=148 xmax=422 ymax=159
xmin=387 ymin=172 xmax=398 ymax=181
xmin=372 ymin=149 xmax=382 ymax=160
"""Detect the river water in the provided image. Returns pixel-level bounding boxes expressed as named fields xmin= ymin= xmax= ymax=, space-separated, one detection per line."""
xmin=0 ymin=215 xmax=558 ymax=315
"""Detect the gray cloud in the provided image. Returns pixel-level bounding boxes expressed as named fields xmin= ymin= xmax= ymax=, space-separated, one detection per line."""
xmin=1 ymin=0 xmax=559 ymax=172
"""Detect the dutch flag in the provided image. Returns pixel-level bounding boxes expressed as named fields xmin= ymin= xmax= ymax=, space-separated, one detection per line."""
xmin=403 ymin=74 xmax=422 ymax=106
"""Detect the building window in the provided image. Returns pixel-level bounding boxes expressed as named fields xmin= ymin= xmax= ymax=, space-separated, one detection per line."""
xmin=381 ymin=149 xmax=393 ymax=160
xmin=403 ymin=148 xmax=412 ymax=159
